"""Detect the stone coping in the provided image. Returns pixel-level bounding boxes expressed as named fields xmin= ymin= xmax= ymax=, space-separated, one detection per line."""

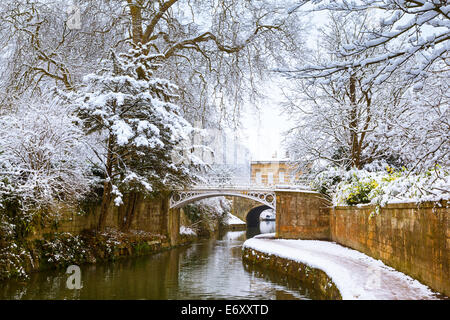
xmin=274 ymin=189 xmax=320 ymax=194
xmin=334 ymin=199 xmax=448 ymax=210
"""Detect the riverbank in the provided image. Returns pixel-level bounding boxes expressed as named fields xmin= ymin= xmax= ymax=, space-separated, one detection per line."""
xmin=0 ymin=225 xmax=315 ymax=300
xmin=0 ymin=195 xmax=233 ymax=282
xmin=243 ymin=234 xmax=443 ymax=300
xmin=0 ymin=227 xmax=197 ymax=282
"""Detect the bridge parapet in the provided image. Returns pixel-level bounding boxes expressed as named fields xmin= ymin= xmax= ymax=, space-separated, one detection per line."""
xmin=193 ymin=176 xmax=312 ymax=190
xmin=170 ymin=183 xmax=315 ymax=210
xmin=170 ymin=188 xmax=276 ymax=209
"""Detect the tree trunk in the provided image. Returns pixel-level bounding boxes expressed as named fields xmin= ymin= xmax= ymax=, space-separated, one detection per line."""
xmin=97 ymin=181 xmax=112 ymax=232
xmin=120 ymin=192 xmax=139 ymax=232
xmin=127 ymin=0 xmax=143 ymax=44
xmin=349 ymin=74 xmax=361 ymax=169
xmin=97 ymin=136 xmax=115 ymax=232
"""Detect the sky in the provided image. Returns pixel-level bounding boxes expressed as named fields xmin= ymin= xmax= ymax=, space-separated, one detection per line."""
xmin=241 ymin=80 xmax=293 ymax=161
xmin=240 ymin=11 xmax=329 ymax=161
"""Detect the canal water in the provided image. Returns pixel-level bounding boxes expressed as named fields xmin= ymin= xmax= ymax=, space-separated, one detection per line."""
xmin=0 ymin=221 xmax=312 ymax=300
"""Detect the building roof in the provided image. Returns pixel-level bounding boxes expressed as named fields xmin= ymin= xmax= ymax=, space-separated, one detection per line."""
xmin=251 ymin=158 xmax=291 ymax=164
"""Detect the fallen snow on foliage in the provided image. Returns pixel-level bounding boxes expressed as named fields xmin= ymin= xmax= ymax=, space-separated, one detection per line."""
xmin=312 ymin=167 xmax=449 ymax=207
xmin=223 ymin=213 xmax=246 ymax=225
xmin=244 ymin=235 xmax=439 ymax=300
xmin=334 ymin=168 xmax=450 ymax=207
xmin=180 ymin=226 xmax=196 ymax=236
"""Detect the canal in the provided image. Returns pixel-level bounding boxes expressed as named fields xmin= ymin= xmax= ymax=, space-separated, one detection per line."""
xmin=0 ymin=221 xmax=312 ymax=300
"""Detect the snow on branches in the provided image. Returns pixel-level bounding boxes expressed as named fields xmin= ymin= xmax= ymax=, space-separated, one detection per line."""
xmin=0 ymin=94 xmax=92 ymax=213
xmin=286 ymin=0 xmax=449 ymax=86
xmin=283 ymin=6 xmax=449 ymax=173
xmin=70 ymin=44 xmax=204 ymax=230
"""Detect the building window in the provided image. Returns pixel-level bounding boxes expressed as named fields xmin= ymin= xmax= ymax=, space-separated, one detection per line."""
xmin=279 ymin=171 xmax=285 ymax=183
xmin=256 ymin=171 xmax=262 ymax=184
xmin=268 ymin=171 xmax=273 ymax=185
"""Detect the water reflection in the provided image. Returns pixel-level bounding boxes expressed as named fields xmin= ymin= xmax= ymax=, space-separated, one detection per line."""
xmin=247 ymin=220 xmax=275 ymax=239
xmin=259 ymin=220 xmax=276 ymax=234
xmin=0 ymin=221 xmax=310 ymax=300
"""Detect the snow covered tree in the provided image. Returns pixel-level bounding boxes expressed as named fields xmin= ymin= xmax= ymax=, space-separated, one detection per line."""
xmin=287 ymin=0 xmax=449 ymax=86
xmin=0 ymin=94 xmax=92 ymax=218
xmin=0 ymin=0 xmax=127 ymax=101
xmin=284 ymin=12 xmax=408 ymax=170
xmin=283 ymin=2 xmax=449 ymax=172
xmin=0 ymin=0 xmax=304 ymax=131
xmin=385 ymin=67 xmax=449 ymax=172
xmin=72 ymin=45 xmax=203 ymax=231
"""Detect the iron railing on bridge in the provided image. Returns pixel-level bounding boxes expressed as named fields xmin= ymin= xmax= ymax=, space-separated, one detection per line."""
xmin=194 ymin=176 xmax=313 ymax=190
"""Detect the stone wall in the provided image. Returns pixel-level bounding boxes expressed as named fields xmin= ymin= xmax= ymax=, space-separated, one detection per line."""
xmin=274 ymin=190 xmax=449 ymax=296
xmin=275 ymin=190 xmax=330 ymax=240
xmin=242 ymin=247 xmax=342 ymax=300
xmin=29 ymin=193 xmax=171 ymax=240
xmin=230 ymin=196 xmax=263 ymax=222
xmin=331 ymin=201 xmax=449 ymax=297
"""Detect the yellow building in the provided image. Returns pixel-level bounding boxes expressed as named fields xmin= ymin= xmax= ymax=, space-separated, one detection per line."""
xmin=250 ymin=160 xmax=299 ymax=186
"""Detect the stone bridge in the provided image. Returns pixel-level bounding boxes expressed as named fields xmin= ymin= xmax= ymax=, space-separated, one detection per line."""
xmin=168 ymin=184 xmax=330 ymax=246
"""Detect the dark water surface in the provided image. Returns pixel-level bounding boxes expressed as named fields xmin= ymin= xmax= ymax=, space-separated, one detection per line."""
xmin=0 ymin=221 xmax=312 ymax=300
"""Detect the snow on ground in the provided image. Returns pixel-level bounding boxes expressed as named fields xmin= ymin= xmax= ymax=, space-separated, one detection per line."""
xmin=223 ymin=213 xmax=246 ymax=225
xmin=244 ymin=234 xmax=439 ymax=300
xmin=180 ymin=226 xmax=196 ymax=236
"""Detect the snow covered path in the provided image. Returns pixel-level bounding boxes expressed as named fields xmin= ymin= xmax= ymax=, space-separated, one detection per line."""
xmin=243 ymin=234 xmax=440 ymax=300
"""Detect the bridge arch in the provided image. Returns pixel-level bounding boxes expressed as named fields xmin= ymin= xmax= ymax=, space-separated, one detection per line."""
xmin=170 ymin=190 xmax=275 ymax=210
xmin=246 ymin=205 xmax=271 ymax=228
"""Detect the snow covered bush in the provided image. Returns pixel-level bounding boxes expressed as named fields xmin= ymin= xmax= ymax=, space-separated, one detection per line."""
xmin=0 ymin=94 xmax=92 ymax=214
xmin=0 ymin=213 xmax=32 ymax=280
xmin=0 ymin=241 xmax=31 ymax=280
xmin=40 ymin=233 xmax=88 ymax=269
xmin=310 ymin=167 xmax=345 ymax=198
xmin=333 ymin=166 xmax=449 ymax=208
xmin=335 ymin=171 xmax=380 ymax=206
xmin=180 ymin=226 xmax=197 ymax=237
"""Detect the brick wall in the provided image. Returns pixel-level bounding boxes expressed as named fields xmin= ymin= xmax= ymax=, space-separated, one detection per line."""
xmin=331 ymin=201 xmax=449 ymax=297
